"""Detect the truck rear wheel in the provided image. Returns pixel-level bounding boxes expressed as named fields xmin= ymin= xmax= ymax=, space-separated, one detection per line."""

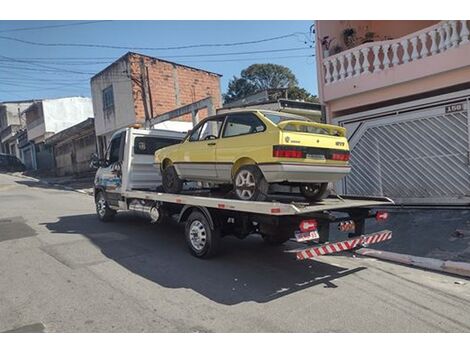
xmin=95 ymin=191 xmax=116 ymax=222
xmin=185 ymin=210 xmax=220 ymax=258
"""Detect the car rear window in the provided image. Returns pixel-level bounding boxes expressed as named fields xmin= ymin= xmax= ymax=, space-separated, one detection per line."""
xmin=134 ymin=136 xmax=181 ymax=155
xmin=263 ymin=113 xmax=310 ymax=125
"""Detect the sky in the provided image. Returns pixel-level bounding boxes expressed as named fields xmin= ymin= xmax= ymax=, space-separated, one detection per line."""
xmin=0 ymin=20 xmax=317 ymax=102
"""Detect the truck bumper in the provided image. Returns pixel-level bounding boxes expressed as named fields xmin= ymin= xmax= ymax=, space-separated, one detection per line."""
xmin=259 ymin=162 xmax=351 ymax=183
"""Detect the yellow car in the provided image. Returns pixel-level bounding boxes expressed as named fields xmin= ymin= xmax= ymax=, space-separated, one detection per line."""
xmin=154 ymin=110 xmax=350 ymax=201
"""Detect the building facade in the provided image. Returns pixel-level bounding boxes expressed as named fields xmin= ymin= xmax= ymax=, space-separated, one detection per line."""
xmin=90 ymin=52 xmax=222 ymax=156
xmin=315 ymin=20 xmax=470 ymax=204
xmin=23 ymin=97 xmax=93 ymax=170
xmin=0 ymin=100 xmax=34 ymax=157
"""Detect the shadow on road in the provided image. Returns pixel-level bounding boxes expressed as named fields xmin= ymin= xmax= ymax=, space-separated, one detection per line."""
xmin=43 ymin=213 xmax=366 ymax=305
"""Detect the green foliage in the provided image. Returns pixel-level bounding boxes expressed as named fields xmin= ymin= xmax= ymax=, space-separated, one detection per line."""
xmin=223 ymin=63 xmax=317 ymax=104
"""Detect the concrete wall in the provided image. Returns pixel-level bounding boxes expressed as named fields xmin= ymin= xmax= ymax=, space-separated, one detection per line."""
xmin=91 ymin=59 xmax=136 ymax=137
xmin=42 ymin=97 xmax=93 ymax=133
xmin=0 ymin=102 xmax=33 ymax=130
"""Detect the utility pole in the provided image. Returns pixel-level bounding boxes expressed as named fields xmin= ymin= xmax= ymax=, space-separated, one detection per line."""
xmin=139 ymin=59 xmax=151 ymax=127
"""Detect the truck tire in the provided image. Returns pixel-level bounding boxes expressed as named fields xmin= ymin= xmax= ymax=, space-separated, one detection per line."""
xmin=185 ymin=210 xmax=220 ymax=258
xmin=259 ymin=224 xmax=292 ymax=245
xmin=162 ymin=165 xmax=183 ymax=194
xmin=300 ymin=183 xmax=329 ymax=202
xmin=233 ymin=165 xmax=268 ymax=201
xmin=95 ymin=191 xmax=116 ymax=222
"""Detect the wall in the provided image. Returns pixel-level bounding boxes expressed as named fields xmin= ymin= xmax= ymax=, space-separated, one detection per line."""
xmin=128 ymin=53 xmax=222 ymax=123
xmin=90 ymin=58 xmax=136 ymax=137
xmin=54 ymin=130 xmax=96 ymax=176
xmin=42 ymin=97 xmax=93 ymax=134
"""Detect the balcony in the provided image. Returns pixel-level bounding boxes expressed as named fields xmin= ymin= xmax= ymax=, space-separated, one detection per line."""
xmin=320 ymin=21 xmax=470 ymax=111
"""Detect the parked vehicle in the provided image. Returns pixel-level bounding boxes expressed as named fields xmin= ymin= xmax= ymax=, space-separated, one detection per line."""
xmin=92 ymin=126 xmax=392 ymax=259
xmin=0 ymin=153 xmax=26 ymax=172
xmin=154 ymin=110 xmax=351 ymax=202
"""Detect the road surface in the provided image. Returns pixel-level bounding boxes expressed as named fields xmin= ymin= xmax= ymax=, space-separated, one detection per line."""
xmin=0 ymin=172 xmax=469 ymax=332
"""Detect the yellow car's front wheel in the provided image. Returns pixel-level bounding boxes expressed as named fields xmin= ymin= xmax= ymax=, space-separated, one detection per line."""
xmin=162 ymin=165 xmax=183 ymax=194
xmin=299 ymin=183 xmax=329 ymax=202
xmin=233 ymin=165 xmax=268 ymax=201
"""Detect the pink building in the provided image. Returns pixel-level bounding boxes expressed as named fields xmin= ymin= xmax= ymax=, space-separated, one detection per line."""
xmin=315 ymin=20 xmax=470 ymax=204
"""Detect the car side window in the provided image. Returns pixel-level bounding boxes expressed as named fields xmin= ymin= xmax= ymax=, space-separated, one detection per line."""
xmin=223 ymin=113 xmax=266 ymax=138
xmin=189 ymin=118 xmax=224 ymax=142
xmin=107 ymin=134 xmax=122 ymax=163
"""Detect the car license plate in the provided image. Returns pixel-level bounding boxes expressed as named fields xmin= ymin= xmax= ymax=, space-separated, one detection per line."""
xmin=295 ymin=230 xmax=320 ymax=242
xmin=306 ymin=154 xmax=325 ymax=160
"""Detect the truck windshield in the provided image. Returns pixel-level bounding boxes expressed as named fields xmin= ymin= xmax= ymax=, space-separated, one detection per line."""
xmin=134 ymin=136 xmax=181 ymax=155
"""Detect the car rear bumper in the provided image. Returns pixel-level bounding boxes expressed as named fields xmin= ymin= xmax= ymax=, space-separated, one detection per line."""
xmin=259 ymin=162 xmax=351 ymax=183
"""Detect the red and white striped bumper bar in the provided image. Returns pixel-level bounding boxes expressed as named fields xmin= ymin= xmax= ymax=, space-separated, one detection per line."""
xmin=294 ymin=230 xmax=392 ymax=260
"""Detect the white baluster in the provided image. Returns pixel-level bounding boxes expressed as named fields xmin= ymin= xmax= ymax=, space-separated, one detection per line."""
xmin=401 ymin=39 xmax=411 ymax=62
xmin=352 ymin=50 xmax=361 ymax=76
xmin=324 ymin=59 xmax=332 ymax=84
xmin=429 ymin=29 xmax=438 ymax=55
xmin=345 ymin=52 xmax=353 ymax=78
xmin=331 ymin=57 xmax=339 ymax=82
xmin=382 ymin=43 xmax=391 ymax=68
xmin=418 ymin=33 xmax=429 ymax=58
xmin=360 ymin=47 xmax=370 ymax=74
xmin=444 ymin=21 xmax=453 ymax=49
xmin=438 ymin=26 xmax=446 ymax=52
xmin=391 ymin=43 xmax=400 ymax=66
xmin=460 ymin=20 xmax=469 ymax=44
xmin=338 ymin=55 xmax=347 ymax=80
xmin=410 ymin=37 xmax=419 ymax=61
xmin=450 ymin=20 xmax=459 ymax=47
xmin=372 ymin=45 xmax=382 ymax=72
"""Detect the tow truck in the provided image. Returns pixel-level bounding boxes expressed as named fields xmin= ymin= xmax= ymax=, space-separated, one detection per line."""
xmin=92 ymin=125 xmax=393 ymax=259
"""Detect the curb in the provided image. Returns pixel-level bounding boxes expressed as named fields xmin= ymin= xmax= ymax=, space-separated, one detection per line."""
xmin=356 ymin=248 xmax=470 ymax=278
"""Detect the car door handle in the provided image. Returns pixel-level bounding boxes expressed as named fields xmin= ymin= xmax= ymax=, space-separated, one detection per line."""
xmin=207 ymin=142 xmax=216 ymax=146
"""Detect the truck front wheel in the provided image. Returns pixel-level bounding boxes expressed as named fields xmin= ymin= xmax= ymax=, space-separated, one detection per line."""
xmin=95 ymin=191 xmax=116 ymax=222
xmin=185 ymin=210 xmax=220 ymax=258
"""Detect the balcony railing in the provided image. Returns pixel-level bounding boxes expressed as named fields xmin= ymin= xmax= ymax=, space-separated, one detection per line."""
xmin=322 ymin=20 xmax=470 ymax=85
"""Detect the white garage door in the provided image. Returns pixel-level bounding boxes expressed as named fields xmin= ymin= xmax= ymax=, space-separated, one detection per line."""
xmin=340 ymin=99 xmax=470 ymax=201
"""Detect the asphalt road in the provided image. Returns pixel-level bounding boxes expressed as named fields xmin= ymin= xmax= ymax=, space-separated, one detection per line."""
xmin=1 ymin=172 xmax=469 ymax=332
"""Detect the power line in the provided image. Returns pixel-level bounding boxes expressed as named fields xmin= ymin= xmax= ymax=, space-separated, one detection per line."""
xmin=0 ymin=20 xmax=111 ymax=33
xmin=0 ymin=32 xmax=307 ymax=51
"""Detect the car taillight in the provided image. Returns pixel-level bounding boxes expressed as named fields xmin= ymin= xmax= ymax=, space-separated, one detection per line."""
xmin=331 ymin=152 xmax=350 ymax=161
xmin=375 ymin=211 xmax=389 ymax=222
xmin=273 ymin=146 xmax=304 ymax=159
xmin=299 ymin=219 xmax=318 ymax=232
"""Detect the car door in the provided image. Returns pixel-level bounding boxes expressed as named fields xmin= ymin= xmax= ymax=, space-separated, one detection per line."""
xmin=215 ymin=113 xmax=267 ymax=181
xmin=177 ymin=116 xmax=225 ymax=181
xmin=96 ymin=131 xmax=125 ymax=206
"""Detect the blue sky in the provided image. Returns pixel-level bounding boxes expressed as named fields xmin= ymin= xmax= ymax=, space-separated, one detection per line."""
xmin=0 ymin=20 xmax=316 ymax=102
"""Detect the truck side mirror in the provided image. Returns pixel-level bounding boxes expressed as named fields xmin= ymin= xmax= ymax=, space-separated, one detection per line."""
xmin=90 ymin=153 xmax=106 ymax=169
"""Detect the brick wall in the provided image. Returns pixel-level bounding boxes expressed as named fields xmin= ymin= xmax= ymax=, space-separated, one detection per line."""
xmin=128 ymin=53 xmax=221 ymax=123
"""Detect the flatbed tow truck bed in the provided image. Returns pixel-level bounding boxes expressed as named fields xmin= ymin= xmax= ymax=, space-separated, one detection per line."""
xmin=117 ymin=189 xmax=394 ymax=259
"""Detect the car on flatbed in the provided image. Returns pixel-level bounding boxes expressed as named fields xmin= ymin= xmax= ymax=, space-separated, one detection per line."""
xmin=154 ymin=110 xmax=351 ymax=202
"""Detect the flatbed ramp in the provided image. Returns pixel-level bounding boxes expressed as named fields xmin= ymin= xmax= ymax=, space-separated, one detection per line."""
xmin=123 ymin=190 xmax=393 ymax=215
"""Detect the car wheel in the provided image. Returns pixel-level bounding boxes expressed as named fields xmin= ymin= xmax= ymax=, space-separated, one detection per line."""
xmin=185 ymin=210 xmax=220 ymax=258
xmin=233 ymin=165 xmax=268 ymax=201
xmin=95 ymin=191 xmax=116 ymax=222
xmin=162 ymin=165 xmax=183 ymax=194
xmin=299 ymin=183 xmax=329 ymax=202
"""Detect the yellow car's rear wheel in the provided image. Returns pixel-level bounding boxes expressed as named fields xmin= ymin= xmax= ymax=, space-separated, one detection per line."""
xmin=299 ymin=183 xmax=329 ymax=202
xmin=233 ymin=165 xmax=268 ymax=201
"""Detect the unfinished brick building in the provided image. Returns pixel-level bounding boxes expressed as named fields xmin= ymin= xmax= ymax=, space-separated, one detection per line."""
xmin=90 ymin=52 xmax=222 ymax=156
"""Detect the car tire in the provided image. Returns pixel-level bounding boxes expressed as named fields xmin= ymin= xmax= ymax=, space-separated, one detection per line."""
xmin=95 ymin=191 xmax=116 ymax=222
xmin=299 ymin=183 xmax=329 ymax=202
xmin=162 ymin=165 xmax=183 ymax=194
xmin=185 ymin=210 xmax=220 ymax=258
xmin=233 ymin=165 xmax=268 ymax=201
xmin=260 ymin=224 xmax=292 ymax=245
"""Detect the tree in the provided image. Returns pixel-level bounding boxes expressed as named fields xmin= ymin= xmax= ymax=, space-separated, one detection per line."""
xmin=223 ymin=63 xmax=318 ymax=104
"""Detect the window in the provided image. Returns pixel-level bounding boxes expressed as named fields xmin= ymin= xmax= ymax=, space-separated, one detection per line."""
xmin=263 ymin=113 xmax=309 ymax=125
xmin=189 ymin=117 xmax=224 ymax=142
xmin=134 ymin=137 xmax=181 ymax=155
xmin=108 ymin=134 xmax=123 ymax=163
xmin=102 ymin=86 xmax=114 ymax=111
xmin=223 ymin=113 xmax=265 ymax=138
